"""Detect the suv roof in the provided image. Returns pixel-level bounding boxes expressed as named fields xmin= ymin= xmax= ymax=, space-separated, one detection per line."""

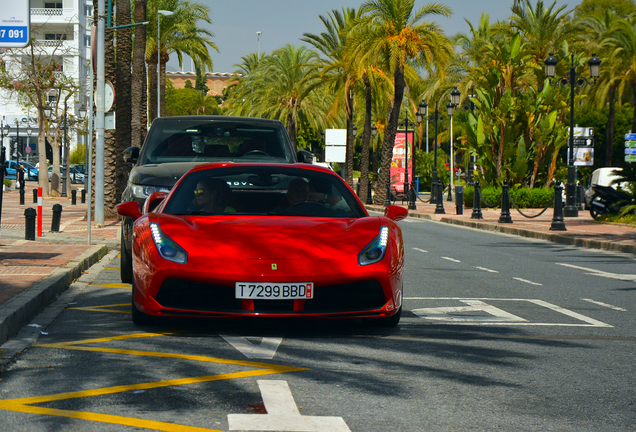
xmin=136 ymin=116 xmax=297 ymax=166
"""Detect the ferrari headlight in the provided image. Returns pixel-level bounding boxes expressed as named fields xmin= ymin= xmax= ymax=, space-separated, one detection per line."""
xmin=132 ymin=185 xmax=170 ymax=200
xmin=358 ymin=226 xmax=389 ymax=266
xmin=150 ymin=222 xmax=188 ymax=264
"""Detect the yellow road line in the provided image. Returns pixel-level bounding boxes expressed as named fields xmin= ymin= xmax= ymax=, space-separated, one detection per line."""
xmin=4 ymin=331 xmax=309 ymax=430
xmin=68 ymin=303 xmax=131 ymax=314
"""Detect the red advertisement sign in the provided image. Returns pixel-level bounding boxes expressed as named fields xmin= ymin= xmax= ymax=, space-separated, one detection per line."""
xmin=390 ymin=130 xmax=414 ymax=193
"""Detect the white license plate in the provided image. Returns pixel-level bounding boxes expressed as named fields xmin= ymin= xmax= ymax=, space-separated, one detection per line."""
xmin=235 ymin=282 xmax=314 ymax=299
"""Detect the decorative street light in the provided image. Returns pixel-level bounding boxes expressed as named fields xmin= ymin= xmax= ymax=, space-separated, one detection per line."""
xmin=544 ymin=52 xmax=601 ymax=217
xmin=410 ymin=101 xmax=427 ymax=210
xmin=399 ymin=112 xmax=411 ymax=200
xmin=446 ymin=86 xmax=461 ymax=202
xmin=43 ymin=102 xmax=68 ymax=197
xmin=26 ymin=125 xmax=32 ymax=165
xmin=157 ymin=9 xmax=174 ymax=119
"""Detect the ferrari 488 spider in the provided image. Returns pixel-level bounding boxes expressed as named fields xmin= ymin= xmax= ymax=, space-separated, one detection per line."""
xmin=116 ymin=162 xmax=408 ymax=326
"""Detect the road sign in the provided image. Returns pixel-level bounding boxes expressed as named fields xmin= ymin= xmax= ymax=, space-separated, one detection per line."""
xmin=25 ymin=146 xmax=31 ymax=154
xmin=626 ymin=141 xmax=636 ymax=148
xmin=0 ymin=1 xmax=30 ymax=48
xmin=625 ymin=155 xmax=636 ymax=162
xmin=625 ymin=148 xmax=636 ymax=155
xmin=625 ymin=133 xmax=636 ymax=141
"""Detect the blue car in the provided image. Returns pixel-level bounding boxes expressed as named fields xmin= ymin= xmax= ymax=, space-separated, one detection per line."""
xmin=4 ymin=160 xmax=39 ymax=181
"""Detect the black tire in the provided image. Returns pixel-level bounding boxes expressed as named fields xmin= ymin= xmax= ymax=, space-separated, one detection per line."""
xmin=589 ymin=207 xmax=602 ymax=220
xmin=131 ymin=281 xmax=154 ymax=325
xmin=120 ymin=227 xmax=133 ymax=283
xmin=373 ymin=306 xmax=402 ymax=328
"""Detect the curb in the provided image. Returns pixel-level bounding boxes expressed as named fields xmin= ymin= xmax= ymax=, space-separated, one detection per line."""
xmin=0 ymin=244 xmax=110 ymax=346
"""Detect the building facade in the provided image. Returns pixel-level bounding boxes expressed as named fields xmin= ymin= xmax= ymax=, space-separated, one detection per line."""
xmin=0 ymin=0 xmax=92 ymax=164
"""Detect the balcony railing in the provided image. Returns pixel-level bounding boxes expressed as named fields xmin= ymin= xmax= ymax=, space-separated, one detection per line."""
xmin=31 ymin=8 xmax=63 ymax=16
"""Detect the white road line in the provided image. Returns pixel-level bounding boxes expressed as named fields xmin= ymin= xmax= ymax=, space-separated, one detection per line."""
xmin=513 ymin=277 xmax=542 ymax=286
xmin=220 ymin=334 xmax=283 ymax=359
xmin=413 ymin=248 xmax=429 ymax=253
xmin=582 ymin=298 xmax=628 ymax=312
xmin=441 ymin=256 xmax=461 ymax=263
xmin=227 ymin=380 xmax=351 ymax=432
xmin=556 ymin=263 xmax=636 ymax=282
xmin=475 ymin=266 xmax=499 ymax=273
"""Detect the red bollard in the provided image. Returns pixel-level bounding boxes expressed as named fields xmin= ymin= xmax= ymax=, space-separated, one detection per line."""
xmin=37 ymin=188 xmax=43 ymax=237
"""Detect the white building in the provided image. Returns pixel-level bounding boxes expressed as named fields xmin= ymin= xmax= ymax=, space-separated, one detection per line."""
xmin=1 ymin=0 xmax=92 ymax=164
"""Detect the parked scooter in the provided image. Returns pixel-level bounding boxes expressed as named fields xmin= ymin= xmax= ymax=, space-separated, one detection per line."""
xmin=588 ymin=184 xmax=634 ymax=219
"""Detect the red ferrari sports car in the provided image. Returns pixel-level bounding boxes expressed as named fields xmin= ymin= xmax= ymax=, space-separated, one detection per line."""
xmin=116 ymin=162 xmax=408 ymax=326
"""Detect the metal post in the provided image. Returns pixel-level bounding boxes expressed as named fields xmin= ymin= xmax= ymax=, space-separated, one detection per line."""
xmin=431 ymin=103 xmax=439 ymax=204
xmin=448 ymin=111 xmax=453 ymax=201
xmin=434 ymin=180 xmax=445 ymax=214
xmin=471 ymin=182 xmax=483 ymax=219
xmin=24 ymin=208 xmax=36 ymax=240
xmin=384 ymin=179 xmax=391 ymax=207
xmin=61 ymin=99 xmax=68 ymax=197
xmin=95 ymin=0 xmax=105 ymax=225
xmin=366 ymin=180 xmax=373 ymax=205
xmin=498 ymin=180 xmax=512 ymax=223
xmin=404 ymin=114 xmax=409 ymax=198
xmin=550 ymin=181 xmax=567 ymax=231
xmin=564 ymin=54 xmax=578 ymax=217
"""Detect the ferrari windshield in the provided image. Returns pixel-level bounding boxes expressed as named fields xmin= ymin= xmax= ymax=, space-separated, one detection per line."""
xmin=162 ymin=166 xmax=367 ymax=218
xmin=138 ymin=118 xmax=295 ymax=165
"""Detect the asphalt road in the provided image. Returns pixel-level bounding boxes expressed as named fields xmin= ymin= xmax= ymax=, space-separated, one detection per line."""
xmin=0 ymin=219 xmax=634 ymax=431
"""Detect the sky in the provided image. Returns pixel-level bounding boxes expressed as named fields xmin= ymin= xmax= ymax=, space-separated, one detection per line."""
xmin=166 ymin=0 xmax=583 ymax=74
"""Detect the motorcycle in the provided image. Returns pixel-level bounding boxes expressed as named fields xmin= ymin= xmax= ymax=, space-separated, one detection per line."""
xmin=588 ymin=184 xmax=634 ymax=219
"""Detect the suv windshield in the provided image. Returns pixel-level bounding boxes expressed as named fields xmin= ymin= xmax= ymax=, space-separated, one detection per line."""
xmin=138 ymin=118 xmax=295 ymax=165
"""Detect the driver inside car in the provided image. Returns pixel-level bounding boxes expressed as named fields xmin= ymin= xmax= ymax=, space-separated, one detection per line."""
xmin=276 ymin=177 xmax=311 ymax=210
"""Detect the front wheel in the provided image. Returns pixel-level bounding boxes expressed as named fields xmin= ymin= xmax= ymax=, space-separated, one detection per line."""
xmin=131 ymin=281 xmax=155 ymax=326
xmin=120 ymin=228 xmax=133 ymax=283
xmin=371 ymin=307 xmax=402 ymax=328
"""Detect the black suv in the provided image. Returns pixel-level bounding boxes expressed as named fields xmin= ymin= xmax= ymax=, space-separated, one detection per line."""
xmin=120 ymin=115 xmax=311 ymax=282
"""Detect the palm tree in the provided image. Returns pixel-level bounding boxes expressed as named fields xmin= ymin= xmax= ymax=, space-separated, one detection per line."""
xmin=132 ymin=0 xmax=148 ymax=148
xmin=115 ymin=0 xmax=133 ymax=201
xmin=302 ymin=8 xmax=362 ymax=187
xmin=351 ymin=0 xmax=453 ymax=204
xmin=192 ymin=90 xmax=218 ymax=114
xmin=147 ymin=0 xmax=218 ymax=121
xmin=228 ymin=45 xmax=324 ymax=150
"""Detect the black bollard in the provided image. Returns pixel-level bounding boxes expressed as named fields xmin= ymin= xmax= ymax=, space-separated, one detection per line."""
xmin=498 ymin=180 xmax=513 ymax=223
xmin=24 ymin=208 xmax=36 ymax=240
xmin=576 ymin=183 xmax=584 ymax=210
xmin=33 ymin=188 xmax=38 ymax=204
xmin=366 ymin=181 xmax=373 ymax=205
xmin=20 ymin=188 xmax=25 ymax=205
xmin=430 ymin=181 xmax=437 ymax=204
xmin=81 ymin=188 xmax=86 ymax=204
xmin=550 ymin=181 xmax=567 ymax=231
xmin=471 ymin=181 xmax=484 ymax=219
xmin=71 ymin=189 xmax=77 ymax=205
xmin=384 ymin=179 xmax=391 ymax=207
xmin=455 ymin=186 xmax=464 ymax=215
xmin=434 ymin=181 xmax=445 ymax=214
xmin=51 ymin=203 xmax=63 ymax=233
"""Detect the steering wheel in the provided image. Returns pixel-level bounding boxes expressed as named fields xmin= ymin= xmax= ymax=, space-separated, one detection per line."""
xmin=243 ymin=150 xmax=269 ymax=156
xmin=292 ymin=200 xmax=325 ymax=207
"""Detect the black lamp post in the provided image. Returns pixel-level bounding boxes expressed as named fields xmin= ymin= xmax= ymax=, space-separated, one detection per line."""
xmin=401 ymin=113 xmax=410 ymax=199
xmin=446 ymin=87 xmax=461 ymax=201
xmin=409 ymin=101 xmax=426 ymax=210
xmin=544 ymin=52 xmax=601 ymax=217
xmin=43 ymin=102 xmax=68 ymax=197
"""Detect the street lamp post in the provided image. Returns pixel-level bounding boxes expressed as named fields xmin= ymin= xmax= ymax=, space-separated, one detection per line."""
xmin=448 ymin=87 xmax=461 ymax=201
xmin=544 ymin=52 xmax=601 ymax=217
xmin=43 ymin=102 xmax=68 ymax=196
xmin=410 ymin=101 xmax=427 ymax=210
xmin=157 ymin=10 xmax=174 ymax=119
xmin=26 ymin=125 xmax=32 ymax=166
xmin=401 ymin=114 xmax=410 ymax=199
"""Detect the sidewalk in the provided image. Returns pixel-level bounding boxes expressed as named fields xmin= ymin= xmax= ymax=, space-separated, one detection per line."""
xmin=0 ymin=184 xmax=119 ymax=347
xmin=1 ymin=184 xmax=634 ymax=348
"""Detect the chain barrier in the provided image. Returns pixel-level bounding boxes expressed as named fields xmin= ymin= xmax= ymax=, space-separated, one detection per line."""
xmin=480 ymin=194 xmax=501 ymax=208
xmin=510 ymin=197 xmax=553 ymax=219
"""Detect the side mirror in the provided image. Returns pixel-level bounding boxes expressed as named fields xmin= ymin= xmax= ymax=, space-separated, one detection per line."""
xmin=296 ymin=150 xmax=314 ymax=164
xmin=384 ymin=205 xmax=408 ymax=221
xmin=123 ymin=146 xmax=140 ymax=164
xmin=116 ymin=201 xmax=143 ymax=221
xmin=143 ymin=191 xmax=169 ymax=214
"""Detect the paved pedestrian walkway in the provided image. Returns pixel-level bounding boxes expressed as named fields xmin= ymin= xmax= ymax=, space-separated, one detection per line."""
xmin=0 ymin=184 xmax=634 ymax=348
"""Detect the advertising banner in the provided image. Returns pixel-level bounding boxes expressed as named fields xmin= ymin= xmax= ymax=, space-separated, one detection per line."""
xmin=390 ymin=130 xmax=414 ymax=193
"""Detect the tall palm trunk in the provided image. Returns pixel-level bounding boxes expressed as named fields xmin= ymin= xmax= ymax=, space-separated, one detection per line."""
xmin=287 ymin=114 xmax=298 ymax=151
xmin=606 ymin=86 xmax=615 ymax=167
xmin=359 ymin=73 xmax=372 ymax=201
xmin=345 ymin=90 xmax=355 ymax=187
xmin=103 ymin=5 xmax=117 ymax=221
xmin=115 ymin=0 xmax=133 ymax=203
xmin=147 ymin=54 xmax=158 ymax=121
xmin=375 ymin=65 xmax=405 ymax=205
xmin=131 ymin=0 xmax=147 ymax=147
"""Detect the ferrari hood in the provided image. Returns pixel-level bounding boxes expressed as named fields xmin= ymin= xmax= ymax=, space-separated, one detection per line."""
xmin=155 ymin=215 xmax=383 ymax=260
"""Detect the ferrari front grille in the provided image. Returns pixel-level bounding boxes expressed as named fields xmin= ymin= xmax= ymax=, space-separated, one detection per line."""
xmin=155 ymin=278 xmax=387 ymax=313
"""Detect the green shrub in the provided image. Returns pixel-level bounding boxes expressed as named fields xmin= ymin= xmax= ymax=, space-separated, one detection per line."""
xmin=462 ymin=186 xmax=554 ymax=209
xmin=4 ymin=178 xmax=12 ymax=188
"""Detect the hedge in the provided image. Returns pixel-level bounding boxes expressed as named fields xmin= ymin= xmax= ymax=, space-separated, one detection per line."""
xmin=461 ymin=186 xmax=555 ymax=209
